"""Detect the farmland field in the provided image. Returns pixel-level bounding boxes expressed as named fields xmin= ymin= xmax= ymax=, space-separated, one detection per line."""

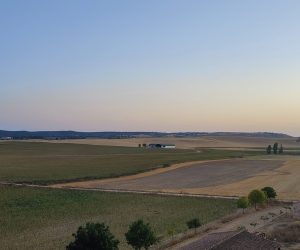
xmin=0 ymin=141 xmax=261 ymax=184
xmin=59 ymin=156 xmax=300 ymax=200
xmin=0 ymin=186 xmax=236 ymax=250
xmin=29 ymin=136 xmax=300 ymax=149
xmin=65 ymin=159 xmax=282 ymax=190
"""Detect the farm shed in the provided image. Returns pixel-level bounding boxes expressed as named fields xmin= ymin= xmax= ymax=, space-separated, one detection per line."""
xmin=148 ymin=144 xmax=176 ymax=149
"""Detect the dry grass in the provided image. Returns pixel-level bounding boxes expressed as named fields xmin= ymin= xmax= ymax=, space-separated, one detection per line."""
xmin=177 ymin=156 xmax=300 ymax=200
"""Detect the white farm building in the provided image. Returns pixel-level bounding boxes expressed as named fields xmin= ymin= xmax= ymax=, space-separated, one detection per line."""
xmin=148 ymin=144 xmax=176 ymax=149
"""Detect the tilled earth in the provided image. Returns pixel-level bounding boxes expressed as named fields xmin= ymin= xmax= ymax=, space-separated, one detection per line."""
xmin=88 ymin=159 xmax=283 ymax=190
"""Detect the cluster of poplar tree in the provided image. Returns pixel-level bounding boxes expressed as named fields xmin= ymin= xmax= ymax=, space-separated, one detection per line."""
xmin=266 ymin=142 xmax=283 ymax=154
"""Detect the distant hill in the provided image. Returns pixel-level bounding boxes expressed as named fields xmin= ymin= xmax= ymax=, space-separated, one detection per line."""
xmin=0 ymin=130 xmax=294 ymax=140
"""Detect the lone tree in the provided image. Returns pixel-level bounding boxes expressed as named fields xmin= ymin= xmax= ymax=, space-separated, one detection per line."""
xmin=237 ymin=197 xmax=249 ymax=214
xmin=66 ymin=222 xmax=119 ymax=250
xmin=273 ymin=142 xmax=279 ymax=154
xmin=261 ymin=186 xmax=277 ymax=199
xmin=279 ymin=144 xmax=284 ymax=154
xmin=266 ymin=145 xmax=272 ymax=154
xmin=125 ymin=219 xmax=158 ymax=250
xmin=186 ymin=218 xmax=201 ymax=234
xmin=248 ymin=189 xmax=266 ymax=210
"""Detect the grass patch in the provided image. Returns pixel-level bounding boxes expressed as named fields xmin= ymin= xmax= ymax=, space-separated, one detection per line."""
xmin=0 ymin=141 xmax=262 ymax=184
xmin=0 ymin=185 xmax=236 ymax=249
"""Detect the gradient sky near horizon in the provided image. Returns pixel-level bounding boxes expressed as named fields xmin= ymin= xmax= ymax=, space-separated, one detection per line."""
xmin=1 ymin=1 xmax=300 ymax=135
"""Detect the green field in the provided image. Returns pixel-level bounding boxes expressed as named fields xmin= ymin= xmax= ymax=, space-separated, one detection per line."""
xmin=0 ymin=141 xmax=262 ymax=184
xmin=0 ymin=185 xmax=236 ymax=249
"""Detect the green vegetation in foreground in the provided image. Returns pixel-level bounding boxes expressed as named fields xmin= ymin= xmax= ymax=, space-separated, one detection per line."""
xmin=0 ymin=186 xmax=236 ymax=250
xmin=0 ymin=141 xmax=263 ymax=184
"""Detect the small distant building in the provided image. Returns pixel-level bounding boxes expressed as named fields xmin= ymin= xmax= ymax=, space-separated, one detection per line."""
xmin=148 ymin=143 xmax=176 ymax=149
xmin=0 ymin=137 xmax=12 ymax=140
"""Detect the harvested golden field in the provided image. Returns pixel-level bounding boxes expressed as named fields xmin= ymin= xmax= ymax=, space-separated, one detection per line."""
xmin=184 ymin=156 xmax=300 ymax=200
xmin=57 ymin=156 xmax=300 ymax=201
xmin=28 ymin=136 xmax=300 ymax=149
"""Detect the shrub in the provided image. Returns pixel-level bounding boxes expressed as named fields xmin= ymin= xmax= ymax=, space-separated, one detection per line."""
xmin=186 ymin=218 xmax=201 ymax=233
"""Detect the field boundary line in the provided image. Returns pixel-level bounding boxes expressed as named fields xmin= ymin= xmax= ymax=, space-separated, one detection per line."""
xmin=1 ymin=181 xmax=299 ymax=203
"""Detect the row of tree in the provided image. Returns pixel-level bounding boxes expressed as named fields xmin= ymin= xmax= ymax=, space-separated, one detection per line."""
xmin=266 ymin=143 xmax=283 ymax=154
xmin=237 ymin=186 xmax=277 ymax=213
xmin=66 ymin=217 xmax=203 ymax=250
xmin=66 ymin=219 xmax=157 ymax=250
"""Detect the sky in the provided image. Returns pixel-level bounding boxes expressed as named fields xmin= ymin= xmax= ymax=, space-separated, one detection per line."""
xmin=1 ymin=1 xmax=300 ymax=136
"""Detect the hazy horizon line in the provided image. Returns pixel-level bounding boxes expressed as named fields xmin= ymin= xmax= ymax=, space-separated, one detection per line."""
xmin=1 ymin=129 xmax=297 ymax=137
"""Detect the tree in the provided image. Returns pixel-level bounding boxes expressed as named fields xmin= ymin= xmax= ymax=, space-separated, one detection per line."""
xmin=125 ymin=219 xmax=158 ymax=250
xmin=237 ymin=197 xmax=249 ymax=214
xmin=273 ymin=142 xmax=279 ymax=154
xmin=186 ymin=218 xmax=201 ymax=234
xmin=66 ymin=222 xmax=119 ymax=250
xmin=279 ymin=144 xmax=284 ymax=154
xmin=261 ymin=186 xmax=277 ymax=199
xmin=266 ymin=145 xmax=272 ymax=154
xmin=248 ymin=189 xmax=267 ymax=210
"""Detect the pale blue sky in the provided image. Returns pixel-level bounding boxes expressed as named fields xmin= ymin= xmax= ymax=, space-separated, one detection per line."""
xmin=1 ymin=1 xmax=300 ymax=135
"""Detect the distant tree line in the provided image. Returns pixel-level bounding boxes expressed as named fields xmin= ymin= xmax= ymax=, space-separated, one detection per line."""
xmin=266 ymin=142 xmax=283 ymax=154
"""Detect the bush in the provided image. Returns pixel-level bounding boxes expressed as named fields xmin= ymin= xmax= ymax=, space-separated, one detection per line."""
xmin=66 ymin=222 xmax=119 ymax=250
xmin=186 ymin=218 xmax=201 ymax=233
xmin=125 ymin=219 xmax=158 ymax=250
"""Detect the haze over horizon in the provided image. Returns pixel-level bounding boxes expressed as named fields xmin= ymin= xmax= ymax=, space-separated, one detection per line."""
xmin=1 ymin=1 xmax=300 ymax=136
